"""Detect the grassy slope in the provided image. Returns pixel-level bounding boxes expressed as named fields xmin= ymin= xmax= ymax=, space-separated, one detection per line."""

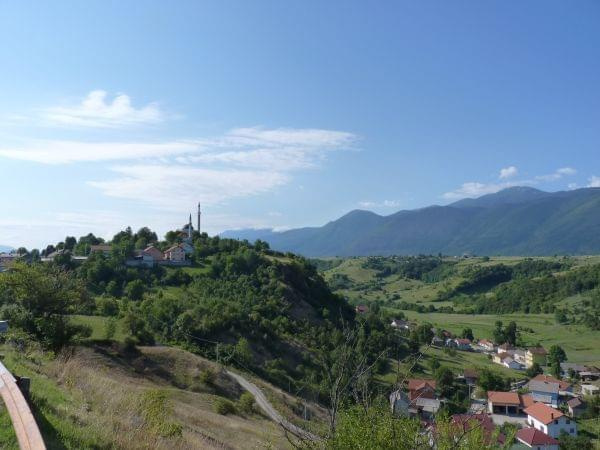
xmin=0 ymin=341 xmax=325 ymax=449
xmin=322 ymin=256 xmax=600 ymax=366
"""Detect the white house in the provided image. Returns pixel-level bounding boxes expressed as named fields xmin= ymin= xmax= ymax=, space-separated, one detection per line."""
xmin=164 ymin=245 xmax=186 ymax=262
xmin=502 ymin=356 xmax=523 ymax=370
xmin=582 ymin=384 xmax=599 ymax=396
xmin=391 ymin=319 xmax=411 ymax=330
xmin=524 ymin=402 xmax=577 ymax=439
xmin=477 ymin=339 xmax=495 ymax=352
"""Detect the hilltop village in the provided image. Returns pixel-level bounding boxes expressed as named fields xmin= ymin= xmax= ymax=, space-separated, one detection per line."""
xmin=0 ymin=204 xmax=202 ymax=271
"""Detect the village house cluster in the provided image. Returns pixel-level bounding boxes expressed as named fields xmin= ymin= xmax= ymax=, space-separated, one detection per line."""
xmin=388 ymin=319 xmax=600 ymax=449
xmin=0 ymin=211 xmax=202 ymax=271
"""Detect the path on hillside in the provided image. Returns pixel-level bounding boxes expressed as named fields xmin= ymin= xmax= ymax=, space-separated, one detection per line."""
xmin=225 ymin=369 xmax=319 ymax=442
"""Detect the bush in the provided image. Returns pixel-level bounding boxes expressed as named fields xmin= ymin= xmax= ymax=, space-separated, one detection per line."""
xmin=198 ymin=368 xmax=216 ymax=386
xmin=214 ymin=398 xmax=236 ymax=415
xmin=103 ymin=318 xmax=117 ymax=340
xmin=139 ymin=389 xmax=182 ymax=438
xmin=96 ymin=296 xmax=119 ymax=316
xmin=238 ymin=392 xmax=255 ymax=414
xmin=122 ymin=336 xmax=138 ymax=354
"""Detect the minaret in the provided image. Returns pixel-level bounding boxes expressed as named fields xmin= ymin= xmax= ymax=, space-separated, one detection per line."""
xmin=188 ymin=214 xmax=192 ymax=239
xmin=197 ymin=202 xmax=201 ymax=234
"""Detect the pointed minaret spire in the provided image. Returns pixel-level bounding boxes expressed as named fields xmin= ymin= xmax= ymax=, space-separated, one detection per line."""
xmin=197 ymin=202 xmax=201 ymax=235
xmin=188 ymin=214 xmax=192 ymax=239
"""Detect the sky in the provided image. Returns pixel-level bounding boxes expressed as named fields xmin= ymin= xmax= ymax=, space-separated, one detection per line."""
xmin=0 ymin=1 xmax=599 ymax=249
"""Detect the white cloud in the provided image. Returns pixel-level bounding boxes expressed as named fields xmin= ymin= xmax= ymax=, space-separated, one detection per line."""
xmin=358 ymin=200 xmax=400 ymax=208
xmin=588 ymin=176 xmax=600 ymax=188
xmin=88 ymin=165 xmax=289 ymax=211
xmin=535 ymin=167 xmax=577 ymax=182
xmin=0 ymin=125 xmax=356 ymax=211
xmin=0 ymin=126 xmax=355 ymax=167
xmin=442 ymin=182 xmax=516 ymax=200
xmin=0 ymin=140 xmax=197 ymax=164
xmin=499 ymin=166 xmax=518 ymax=179
xmin=444 ymin=166 xmax=580 ymax=200
xmin=43 ymin=90 xmax=164 ymax=128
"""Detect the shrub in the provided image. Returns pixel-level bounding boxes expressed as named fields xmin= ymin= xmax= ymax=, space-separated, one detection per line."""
xmin=122 ymin=336 xmax=138 ymax=354
xmin=198 ymin=368 xmax=216 ymax=386
xmin=104 ymin=318 xmax=117 ymax=340
xmin=238 ymin=392 xmax=255 ymax=414
xmin=139 ymin=389 xmax=182 ymax=438
xmin=214 ymin=398 xmax=236 ymax=415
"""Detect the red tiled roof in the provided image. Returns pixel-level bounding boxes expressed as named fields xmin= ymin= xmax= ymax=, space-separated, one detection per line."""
xmin=487 ymin=391 xmax=520 ymax=405
xmin=408 ymin=379 xmax=436 ymax=390
xmin=527 ymin=347 xmax=548 ymax=355
xmin=520 ymin=394 xmax=535 ymax=408
xmin=456 ymin=338 xmax=471 ymax=345
xmin=463 ymin=369 xmax=479 ymax=379
xmin=524 ymin=402 xmax=564 ymax=425
xmin=516 ymin=427 xmax=559 ymax=445
xmin=531 ymin=374 xmax=571 ymax=391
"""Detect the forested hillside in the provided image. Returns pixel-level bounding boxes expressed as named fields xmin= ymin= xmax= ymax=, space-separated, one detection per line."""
xmin=1 ymin=229 xmax=395 ymax=407
xmin=223 ymin=187 xmax=600 ymax=256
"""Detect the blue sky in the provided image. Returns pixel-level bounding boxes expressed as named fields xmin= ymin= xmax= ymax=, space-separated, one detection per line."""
xmin=1 ymin=1 xmax=599 ymax=249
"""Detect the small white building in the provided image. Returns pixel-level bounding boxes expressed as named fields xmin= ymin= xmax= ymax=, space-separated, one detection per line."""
xmin=582 ymin=384 xmax=599 ymax=396
xmin=524 ymin=402 xmax=577 ymax=439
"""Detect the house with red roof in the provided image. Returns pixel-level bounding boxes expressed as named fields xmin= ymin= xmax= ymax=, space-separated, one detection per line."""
xmin=516 ymin=427 xmax=559 ymax=450
xmin=524 ymin=402 xmax=577 ymax=438
xmin=487 ymin=391 xmax=533 ymax=415
xmin=529 ymin=374 xmax=572 ymax=392
xmin=407 ymin=379 xmax=437 ymax=401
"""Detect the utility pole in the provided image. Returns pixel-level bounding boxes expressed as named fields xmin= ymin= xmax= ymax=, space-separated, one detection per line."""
xmin=216 ymin=342 xmax=220 ymax=365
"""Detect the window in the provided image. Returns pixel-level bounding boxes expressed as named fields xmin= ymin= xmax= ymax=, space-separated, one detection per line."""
xmin=554 ymin=420 xmax=558 ymax=424
xmin=566 ymin=419 xmax=571 ymax=424
xmin=570 ymin=428 xmax=574 ymax=433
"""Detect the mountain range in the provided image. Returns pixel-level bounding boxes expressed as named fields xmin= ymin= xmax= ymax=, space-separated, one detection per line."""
xmin=0 ymin=245 xmax=13 ymax=253
xmin=221 ymin=187 xmax=600 ymax=257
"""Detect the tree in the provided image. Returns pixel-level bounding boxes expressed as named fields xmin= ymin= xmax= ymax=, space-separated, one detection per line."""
xmin=504 ymin=321 xmax=517 ymax=346
xmin=461 ymin=328 xmax=474 ymax=341
xmin=525 ymin=362 xmax=543 ymax=378
xmin=555 ymin=309 xmax=568 ymax=324
xmin=125 ymin=279 xmax=145 ymax=301
xmin=234 ymin=337 xmax=252 ymax=366
xmin=548 ymin=345 xmax=567 ymax=378
xmin=64 ymin=236 xmax=77 ymax=251
xmin=477 ymin=369 xmax=506 ymax=393
xmin=493 ymin=321 xmax=504 ymax=344
xmin=411 ymin=323 xmax=433 ymax=345
xmin=0 ymin=262 xmax=91 ymax=350
xmin=325 ymin=402 xmax=423 ymax=449
xmin=434 ymin=366 xmax=455 ymax=397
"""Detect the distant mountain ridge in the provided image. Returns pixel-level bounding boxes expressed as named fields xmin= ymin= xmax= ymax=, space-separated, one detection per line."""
xmin=0 ymin=245 xmax=13 ymax=253
xmin=221 ymin=187 xmax=600 ymax=257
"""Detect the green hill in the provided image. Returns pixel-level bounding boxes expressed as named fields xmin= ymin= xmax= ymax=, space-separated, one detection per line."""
xmin=224 ymin=187 xmax=600 ymax=256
